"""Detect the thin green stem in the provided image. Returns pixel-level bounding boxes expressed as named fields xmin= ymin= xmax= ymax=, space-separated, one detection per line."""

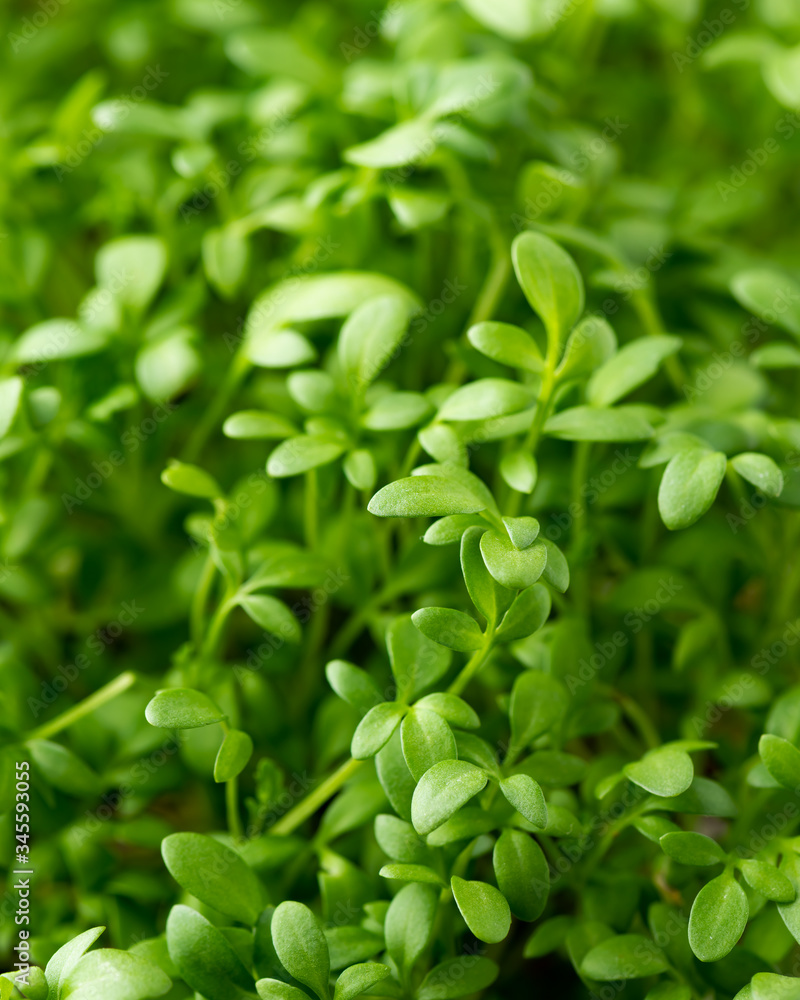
xmin=447 ymin=636 xmax=494 ymax=697
xmin=304 ymin=468 xmax=319 ymax=550
xmin=201 ymin=594 xmax=237 ymax=660
xmin=226 ymin=775 xmax=243 ymax=841
xmin=191 ymin=552 xmax=217 ymax=650
xmin=270 ymin=757 xmax=363 ymax=835
xmin=29 ymin=671 xmax=137 ymax=740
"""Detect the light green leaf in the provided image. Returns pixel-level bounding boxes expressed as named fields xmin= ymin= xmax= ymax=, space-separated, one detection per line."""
xmin=60 ymin=949 xmax=171 ymax=1000
xmin=731 ymin=453 xmax=784 ymax=498
xmin=161 ymin=460 xmax=222 ymax=499
xmin=587 ymin=336 xmax=681 ymax=407
xmin=438 ymin=379 xmax=535 ymax=422
xmin=557 ymin=316 xmax=617 ymax=381
xmin=246 ymin=329 xmax=317 ymax=369
xmin=500 ymin=774 xmax=547 ymax=828
xmin=326 ymin=660 xmax=382 ymax=715
xmin=659 ymin=831 xmax=726 ymax=867
xmin=333 ymin=963 xmax=391 ymax=1000
xmin=363 ymin=393 xmax=432 ymax=431
xmin=379 ymin=864 xmax=446 ymax=887
xmin=257 ymin=979 xmax=313 ymax=1000
xmin=460 ymin=524 xmax=512 ymax=627
xmin=26 ymin=739 xmax=99 ymax=797
xmin=411 ymin=760 xmax=489 ymax=834
xmin=466 ymin=322 xmax=543 ymax=373
xmin=450 ymin=877 xmax=511 ymax=944
xmin=499 ymin=451 xmax=538 ymax=494
xmin=731 ymin=269 xmax=800 ymax=339
xmin=759 ymin=734 xmax=800 ymax=789
xmin=658 ymin=450 xmax=727 ymax=530
xmin=345 ymin=119 xmax=438 ymax=169
xmin=384 ymin=883 xmax=438 ymax=978
xmin=480 ymin=530 xmax=546 ymax=590
xmin=688 ymin=872 xmax=748 ymax=961
xmin=145 ymin=688 xmax=224 ymax=730
xmin=416 ymin=956 xmax=498 ymax=1000
xmin=202 ymin=226 xmax=250 ymax=299
xmin=624 ymin=747 xmax=694 ymax=798
xmin=238 ymin=594 xmax=300 ymax=641
xmin=374 ymin=814 xmax=428 ymax=863
xmin=267 ymin=436 xmax=347 ymax=477
xmin=509 ymin=671 xmax=568 ymax=752
xmin=45 ymin=926 xmax=106 ymax=999
xmin=512 ymin=232 xmax=584 ymax=347
xmin=165 ymin=905 xmax=254 ymax=1000
xmin=493 ymin=828 xmax=549 ymax=921
xmin=740 ymin=860 xmax=795 ymax=903
xmin=161 ymin=833 xmax=262 ymax=924
xmin=751 ymin=973 xmax=800 ymax=1000
xmin=411 ymin=607 xmax=484 ymax=652
xmin=338 ymin=296 xmax=410 ymax=391
xmin=414 ymin=693 xmax=479 ymax=729
xmin=343 ymin=450 xmax=377 ymax=491
xmin=223 ymin=411 xmax=297 ymax=439
xmin=95 ymin=235 xmax=167 ymax=313
xmin=369 ymin=475 xmax=488 ymax=518
xmin=580 ymin=934 xmax=668 ymax=980
xmin=400 ymin=709 xmax=457 ymax=781
xmin=545 ymin=405 xmax=653 ymax=442
xmin=214 ymin=729 xmax=254 ymax=783
xmin=388 ymin=615 xmax=452 ymax=702
xmin=272 ymin=901 xmax=331 ymax=1000
xmin=352 ymin=702 xmax=406 ymax=759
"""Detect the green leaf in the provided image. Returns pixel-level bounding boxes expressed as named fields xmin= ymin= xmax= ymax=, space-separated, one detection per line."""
xmin=379 ymin=863 xmax=446 ymax=887
xmin=580 ymin=934 xmax=669 ymax=980
xmin=416 ymin=956 xmax=498 ymax=1000
xmin=467 ymin=321 xmax=543 ymax=373
xmin=388 ymin=615 xmax=452 ymax=701
xmin=740 ymin=860 xmax=796 ymax=903
xmin=246 ymin=330 xmax=317 ymax=369
xmin=731 ymin=453 xmax=784 ymax=498
xmin=778 ymin=850 xmax=800 ymax=944
xmin=411 ymin=760 xmax=489 ymax=835
xmin=135 ymin=328 xmax=200 ymax=401
xmin=493 ymin=829 xmax=549 ymax=920
xmin=267 ymin=435 xmax=347 ymax=477
xmin=499 ymin=451 xmax=538 ymax=493
xmin=411 ymin=607 xmax=484 ymax=652
xmin=202 ymin=226 xmax=249 ymax=299
xmin=384 ymin=883 xmax=438 ymax=978
xmin=499 ymin=774 xmax=547 ymax=828
xmin=496 ymin=584 xmax=551 ymax=642
xmin=400 ymin=708 xmax=457 ymax=781
xmin=645 ymin=983 xmax=691 ymax=1000
xmin=26 ymin=739 xmax=99 ymax=797
xmin=751 ymin=973 xmax=800 ymax=1000
xmin=509 ymin=671 xmax=568 ymax=752
xmin=511 ymin=232 xmax=584 ymax=347
xmin=731 ymin=269 xmax=800 ymax=339
xmin=223 ymin=410 xmax=297 ymax=439
xmin=11 ymin=321 xmax=106 ymax=365
xmin=238 ymin=594 xmax=301 ymax=641
xmin=95 ymin=235 xmax=167 ymax=313
xmin=271 ymin=901 xmax=331 ymax=1000
xmin=414 ymin=693 xmax=480 ymax=729
xmin=45 ymin=926 xmax=106 ymax=999
xmin=351 ymin=702 xmax=406 ymax=759
xmin=545 ymin=405 xmax=653 ymax=442
xmin=374 ymin=814 xmax=428 ymax=863
xmin=345 ymin=118 xmax=438 ymax=169
xmin=480 ymin=530 xmax=546 ymax=589
xmin=214 ymin=729 xmax=254 ymax=783
xmin=256 ymin=979 xmax=314 ymax=1000
xmin=658 ymin=450 xmax=727 ymax=530
xmin=0 ymin=377 xmax=23 ymax=437
xmin=326 ymin=660 xmax=383 ymax=715
xmin=363 ymin=392 xmax=432 ymax=431
xmin=460 ymin=525 xmax=512 ymax=627
xmin=333 ymin=963 xmax=391 ymax=1000
xmin=161 ymin=833 xmax=263 ymax=924
xmin=338 ymin=296 xmax=410 ymax=391
xmin=557 ymin=316 xmax=617 ymax=381
xmin=457 ymin=0 xmax=548 ymax=39
xmin=368 ymin=475 xmax=488 ymax=518
xmin=450 ymin=877 xmax=511 ymax=944
xmin=438 ymin=379 xmax=535 ymax=422
xmin=60 ymin=949 xmax=172 ymax=1000
xmin=659 ymin=831 xmax=726 ymax=866
xmin=166 ymin=905 xmax=254 ymax=1000
xmin=540 ymin=538 xmax=570 ymax=592
xmin=624 ymin=747 xmax=694 ymax=797
xmin=161 ymin=460 xmax=222 ymax=499
xmin=586 ymin=336 xmax=681 ymax=407
xmin=145 ymin=688 xmax=224 ymax=729
xmin=523 ymin=915 xmax=573 ymax=958
xmin=759 ymin=734 xmax=800 ymax=789
xmin=688 ymin=872 xmax=749 ymax=961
